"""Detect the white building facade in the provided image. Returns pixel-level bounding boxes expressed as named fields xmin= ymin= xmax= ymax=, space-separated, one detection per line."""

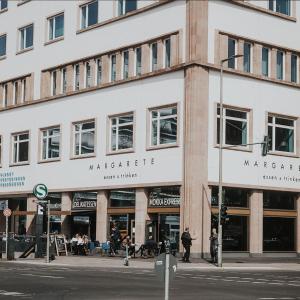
xmin=0 ymin=0 xmax=299 ymax=257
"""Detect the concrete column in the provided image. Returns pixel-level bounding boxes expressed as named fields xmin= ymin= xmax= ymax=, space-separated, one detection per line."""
xmin=40 ymin=71 xmax=50 ymax=98
xmin=157 ymin=39 xmax=164 ymax=69
xmin=285 ymin=51 xmax=291 ymax=82
xmin=170 ymin=34 xmax=179 ymax=67
xmin=89 ymin=59 xmax=96 ymax=87
xmin=249 ymin=190 xmax=263 ymax=256
xmin=271 ymin=48 xmax=277 ymax=79
xmin=219 ymin=34 xmax=228 ymax=67
xmin=253 ymin=43 xmax=262 ymax=75
xmin=135 ymin=188 xmax=148 ymax=247
xmin=141 ymin=43 xmax=150 ymax=74
xmin=96 ymin=191 xmax=108 ymax=243
xmin=296 ymin=194 xmax=300 ymax=256
xmin=6 ymin=81 xmax=13 ymax=107
xmin=128 ymin=48 xmax=135 ymax=77
xmin=237 ymin=39 xmax=244 ymax=71
xmin=202 ymin=186 xmax=212 ymax=258
xmin=16 ymin=80 xmax=22 ymax=104
xmin=66 ymin=65 xmax=73 ymax=92
xmin=101 ymin=55 xmax=110 ymax=84
xmin=61 ymin=192 xmax=72 ymax=237
xmin=26 ymin=195 xmax=37 ymax=235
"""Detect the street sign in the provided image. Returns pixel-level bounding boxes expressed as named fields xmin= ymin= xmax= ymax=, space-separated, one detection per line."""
xmin=154 ymin=253 xmax=177 ymax=282
xmin=3 ymin=208 xmax=11 ymax=217
xmin=33 ymin=183 xmax=48 ymax=200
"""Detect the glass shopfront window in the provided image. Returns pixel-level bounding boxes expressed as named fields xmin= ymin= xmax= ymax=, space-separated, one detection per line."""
xmin=263 ymin=191 xmax=295 ymax=210
xmin=109 ymin=189 xmax=135 ymax=207
xmin=109 ymin=213 xmax=135 ymax=241
xmin=148 ymin=186 xmax=180 ymax=208
xmin=211 ymin=187 xmax=248 ymax=207
xmin=47 ymin=193 xmax=62 ymax=234
xmin=8 ymin=198 xmax=27 ymax=235
xmin=263 ymin=217 xmax=295 ymax=251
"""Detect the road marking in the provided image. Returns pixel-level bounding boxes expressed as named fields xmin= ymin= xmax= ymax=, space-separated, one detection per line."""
xmin=0 ymin=290 xmax=30 ymax=297
xmin=20 ymin=273 xmax=64 ymax=279
xmin=237 ymin=280 xmax=250 ymax=283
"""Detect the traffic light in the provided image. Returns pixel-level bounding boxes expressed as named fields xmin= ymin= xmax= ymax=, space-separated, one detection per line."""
xmin=220 ymin=204 xmax=228 ymax=225
xmin=262 ymin=135 xmax=270 ymax=156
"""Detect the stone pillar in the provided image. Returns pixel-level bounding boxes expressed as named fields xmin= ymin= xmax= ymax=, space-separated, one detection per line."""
xmin=253 ymin=43 xmax=262 ymax=75
xmin=116 ymin=52 xmax=122 ymax=81
xmin=89 ymin=59 xmax=96 ymax=87
xmin=79 ymin=62 xmax=85 ymax=90
xmin=26 ymin=195 xmax=37 ymax=235
xmin=249 ymin=190 xmax=263 ymax=256
xmin=135 ymin=188 xmax=148 ymax=247
xmin=17 ymin=80 xmax=22 ymax=104
xmin=237 ymin=39 xmax=244 ymax=71
xmin=56 ymin=68 xmax=62 ymax=95
xmin=101 ymin=55 xmax=110 ymax=84
xmin=6 ymin=81 xmax=13 ymax=107
xmin=219 ymin=34 xmax=228 ymax=66
xmin=0 ymin=84 xmax=3 ymax=109
xmin=66 ymin=65 xmax=73 ymax=92
xmin=285 ymin=51 xmax=291 ymax=82
xmin=170 ymin=33 xmax=179 ymax=67
xmin=128 ymin=48 xmax=135 ymax=77
xmin=96 ymin=191 xmax=108 ymax=243
xmin=157 ymin=39 xmax=164 ymax=69
xmin=40 ymin=71 xmax=51 ymax=98
xmin=270 ymin=48 xmax=277 ymax=79
xmin=297 ymin=194 xmax=300 ymax=256
xmin=61 ymin=192 xmax=72 ymax=237
xmin=141 ymin=43 xmax=150 ymax=74
xmin=202 ymin=186 xmax=212 ymax=258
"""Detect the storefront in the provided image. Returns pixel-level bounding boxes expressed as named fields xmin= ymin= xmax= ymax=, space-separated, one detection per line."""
xmin=8 ymin=197 xmax=27 ymax=235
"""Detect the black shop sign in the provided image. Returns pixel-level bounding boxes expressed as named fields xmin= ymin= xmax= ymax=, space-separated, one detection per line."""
xmin=72 ymin=192 xmax=97 ymax=210
xmin=149 ymin=197 xmax=180 ymax=207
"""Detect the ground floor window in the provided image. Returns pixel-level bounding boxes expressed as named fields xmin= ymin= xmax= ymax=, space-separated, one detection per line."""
xmin=71 ymin=212 xmax=96 ymax=241
xmin=263 ymin=217 xmax=295 ymax=251
xmin=109 ymin=213 xmax=135 ymax=242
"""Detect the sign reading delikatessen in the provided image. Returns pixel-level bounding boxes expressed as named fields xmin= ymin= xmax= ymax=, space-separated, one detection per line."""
xmin=72 ymin=192 xmax=97 ymax=210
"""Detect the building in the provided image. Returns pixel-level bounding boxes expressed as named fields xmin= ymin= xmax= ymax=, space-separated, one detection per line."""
xmin=0 ymin=0 xmax=299 ymax=258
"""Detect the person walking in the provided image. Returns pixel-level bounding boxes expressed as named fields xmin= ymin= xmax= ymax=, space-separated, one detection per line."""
xmin=181 ymin=227 xmax=193 ymax=263
xmin=210 ymin=228 xmax=218 ymax=264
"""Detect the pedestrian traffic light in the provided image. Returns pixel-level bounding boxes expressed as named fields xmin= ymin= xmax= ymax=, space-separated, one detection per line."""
xmin=262 ymin=135 xmax=270 ymax=156
xmin=220 ymin=204 xmax=228 ymax=225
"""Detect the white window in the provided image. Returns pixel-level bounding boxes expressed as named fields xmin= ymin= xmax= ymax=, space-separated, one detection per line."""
xmin=0 ymin=0 xmax=7 ymax=10
xmin=61 ymin=68 xmax=67 ymax=94
xmin=2 ymin=84 xmax=8 ymax=107
xmin=48 ymin=13 xmax=64 ymax=41
xmin=123 ymin=50 xmax=129 ymax=79
xmin=81 ymin=0 xmax=98 ymax=29
xmin=85 ymin=62 xmax=92 ymax=88
xmin=118 ymin=0 xmax=137 ymax=16
xmin=19 ymin=24 xmax=33 ymax=50
xmin=110 ymin=114 xmax=134 ymax=151
xmin=74 ymin=64 xmax=80 ymax=91
xmin=151 ymin=42 xmax=158 ymax=72
xmin=135 ymin=47 xmax=142 ymax=76
xmin=164 ymin=38 xmax=171 ymax=68
xmin=268 ymin=115 xmax=295 ymax=153
xmin=12 ymin=132 xmax=29 ymax=164
xmin=262 ymin=47 xmax=269 ymax=77
xmin=0 ymin=34 xmax=6 ymax=57
xmin=277 ymin=50 xmax=284 ymax=80
xmin=51 ymin=70 xmax=57 ymax=96
xmin=217 ymin=107 xmax=249 ymax=147
xmin=269 ymin=0 xmax=290 ymax=16
xmin=243 ymin=42 xmax=251 ymax=73
xmin=73 ymin=120 xmax=95 ymax=156
xmin=111 ymin=54 xmax=116 ymax=82
xmin=41 ymin=127 xmax=60 ymax=161
xmin=13 ymin=81 xmax=18 ymax=105
xmin=228 ymin=38 xmax=236 ymax=69
xmin=21 ymin=79 xmax=26 ymax=102
xmin=150 ymin=106 xmax=177 ymax=146
xmin=96 ymin=58 xmax=102 ymax=85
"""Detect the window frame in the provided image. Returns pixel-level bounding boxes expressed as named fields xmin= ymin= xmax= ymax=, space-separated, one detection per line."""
xmin=10 ymin=131 xmax=30 ymax=166
xmin=122 ymin=50 xmax=129 ymax=80
xmin=164 ymin=38 xmax=171 ymax=68
xmin=227 ymin=38 xmax=237 ymax=69
xmin=267 ymin=113 xmax=297 ymax=156
xmin=13 ymin=81 xmax=18 ymax=105
xmin=243 ymin=42 xmax=252 ymax=73
xmin=215 ymin=103 xmax=253 ymax=152
xmin=18 ymin=23 xmax=34 ymax=52
xmin=51 ymin=70 xmax=57 ymax=96
xmin=261 ymin=46 xmax=270 ymax=77
xmin=39 ymin=125 xmax=61 ymax=163
xmin=135 ymin=47 xmax=142 ymax=76
xmin=147 ymin=103 xmax=179 ymax=150
xmin=150 ymin=42 xmax=158 ymax=72
xmin=2 ymin=83 xmax=8 ymax=108
xmin=80 ymin=0 xmax=98 ymax=30
xmin=110 ymin=54 xmax=117 ymax=82
xmin=74 ymin=64 xmax=80 ymax=91
xmin=0 ymin=0 xmax=7 ymax=11
xmin=47 ymin=12 xmax=64 ymax=42
xmin=96 ymin=57 xmax=102 ymax=85
xmin=117 ymin=0 xmax=137 ymax=16
xmin=268 ymin=0 xmax=291 ymax=16
xmin=276 ymin=50 xmax=284 ymax=80
xmin=71 ymin=118 xmax=96 ymax=159
xmin=61 ymin=68 xmax=67 ymax=94
xmin=85 ymin=61 xmax=92 ymax=88
xmin=0 ymin=34 xmax=6 ymax=58
xmin=291 ymin=53 xmax=298 ymax=83
xmin=107 ymin=111 xmax=135 ymax=155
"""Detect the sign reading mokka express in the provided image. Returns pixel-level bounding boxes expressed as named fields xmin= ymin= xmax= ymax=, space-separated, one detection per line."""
xmin=72 ymin=192 xmax=97 ymax=210
xmin=148 ymin=187 xmax=180 ymax=208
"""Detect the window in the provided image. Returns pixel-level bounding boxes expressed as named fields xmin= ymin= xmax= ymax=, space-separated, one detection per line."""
xmin=81 ymin=0 xmax=98 ymax=29
xmin=243 ymin=42 xmax=251 ymax=73
xmin=41 ymin=127 xmax=60 ymax=161
xmin=262 ymin=47 xmax=269 ymax=77
xmin=150 ymin=105 xmax=177 ymax=146
xmin=73 ymin=120 xmax=95 ymax=156
xmin=13 ymin=81 xmax=18 ymax=105
xmin=291 ymin=54 xmax=297 ymax=83
xmin=110 ymin=114 xmax=134 ymax=151
xmin=0 ymin=34 xmax=6 ymax=57
xmin=109 ymin=189 xmax=135 ymax=207
xmin=276 ymin=50 xmax=284 ymax=80
xmin=48 ymin=13 xmax=64 ymax=41
xmin=21 ymin=79 xmax=26 ymax=102
xmin=2 ymin=84 xmax=7 ymax=107
xmin=123 ymin=50 xmax=129 ymax=79
xmin=61 ymin=68 xmax=67 ymax=94
xmin=217 ymin=107 xmax=249 ymax=147
xmin=12 ymin=132 xmax=29 ymax=164
xmin=135 ymin=47 xmax=142 ymax=76
xmin=228 ymin=38 xmax=236 ymax=69
xmin=164 ymin=38 xmax=171 ymax=68
xmin=85 ymin=62 xmax=92 ymax=88
xmin=268 ymin=115 xmax=295 ymax=153
xmin=211 ymin=187 xmax=249 ymax=207
xmin=51 ymin=70 xmax=57 ymax=96
xmin=111 ymin=54 xmax=116 ymax=82
xmin=0 ymin=136 xmax=2 ymax=166
xmin=151 ymin=42 xmax=158 ymax=72
xmin=19 ymin=24 xmax=33 ymax=50
xmin=118 ymin=0 xmax=137 ymax=16
xmin=74 ymin=64 xmax=80 ymax=91
xmin=0 ymin=0 xmax=7 ymax=10
xmin=269 ymin=0 xmax=290 ymax=16
xmin=263 ymin=191 xmax=295 ymax=210
xmin=96 ymin=58 xmax=102 ymax=85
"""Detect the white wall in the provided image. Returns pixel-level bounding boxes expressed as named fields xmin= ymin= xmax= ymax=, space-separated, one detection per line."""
xmin=0 ymin=71 xmax=184 ymax=194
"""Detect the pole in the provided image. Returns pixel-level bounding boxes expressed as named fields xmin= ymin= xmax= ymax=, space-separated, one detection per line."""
xmin=165 ymin=241 xmax=170 ymax=300
xmin=5 ymin=200 xmax=8 ymax=260
xmin=46 ymin=200 xmax=50 ymax=263
xmin=218 ymin=62 xmax=224 ymax=268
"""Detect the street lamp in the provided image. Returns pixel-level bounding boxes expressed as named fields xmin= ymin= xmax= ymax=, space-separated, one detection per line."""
xmin=218 ymin=54 xmax=243 ymax=268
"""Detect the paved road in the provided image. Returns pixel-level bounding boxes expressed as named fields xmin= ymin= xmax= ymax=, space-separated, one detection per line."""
xmin=0 ymin=262 xmax=299 ymax=299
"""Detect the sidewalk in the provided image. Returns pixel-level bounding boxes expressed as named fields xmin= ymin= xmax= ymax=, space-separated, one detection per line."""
xmin=4 ymin=255 xmax=300 ymax=271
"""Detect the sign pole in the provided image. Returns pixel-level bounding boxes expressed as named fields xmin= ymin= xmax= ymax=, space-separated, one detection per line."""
xmin=46 ymin=200 xmax=50 ymax=263
xmin=165 ymin=241 xmax=170 ymax=300
xmin=5 ymin=200 xmax=8 ymax=260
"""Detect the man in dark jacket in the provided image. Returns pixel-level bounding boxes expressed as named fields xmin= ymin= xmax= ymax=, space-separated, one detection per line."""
xmin=181 ymin=227 xmax=193 ymax=263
